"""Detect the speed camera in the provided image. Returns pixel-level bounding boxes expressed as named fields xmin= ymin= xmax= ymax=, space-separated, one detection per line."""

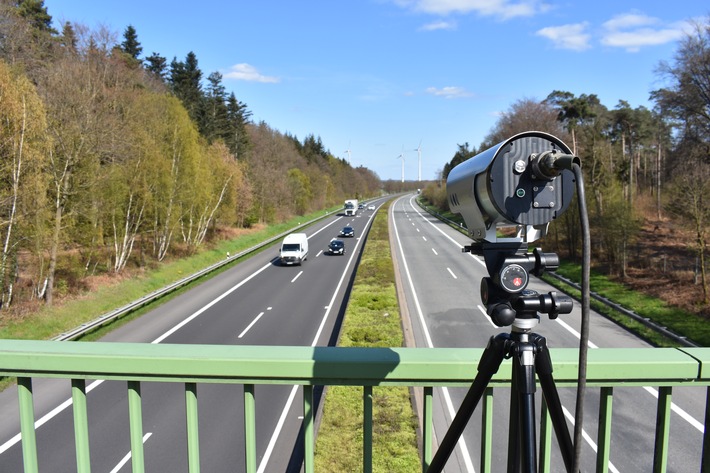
xmin=447 ymin=131 xmax=579 ymax=243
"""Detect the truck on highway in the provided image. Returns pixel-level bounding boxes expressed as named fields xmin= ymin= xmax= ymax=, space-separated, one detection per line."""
xmin=344 ymin=199 xmax=358 ymax=216
xmin=279 ymin=233 xmax=308 ymax=265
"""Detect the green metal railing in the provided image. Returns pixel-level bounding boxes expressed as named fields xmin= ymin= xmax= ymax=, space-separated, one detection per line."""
xmin=1 ymin=340 xmax=709 ymax=472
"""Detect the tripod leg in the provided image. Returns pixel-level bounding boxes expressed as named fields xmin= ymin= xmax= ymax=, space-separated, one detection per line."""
xmin=508 ymin=340 xmax=538 ymax=473
xmin=532 ymin=334 xmax=575 ymax=473
xmin=427 ymin=334 xmax=511 ymax=473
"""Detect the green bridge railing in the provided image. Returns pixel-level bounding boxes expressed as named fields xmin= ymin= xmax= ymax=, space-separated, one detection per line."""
xmin=1 ymin=340 xmax=709 ymax=472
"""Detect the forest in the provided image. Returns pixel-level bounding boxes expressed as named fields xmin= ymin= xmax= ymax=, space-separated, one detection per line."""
xmin=0 ymin=1 xmax=381 ymax=312
xmin=424 ymin=16 xmax=710 ymax=316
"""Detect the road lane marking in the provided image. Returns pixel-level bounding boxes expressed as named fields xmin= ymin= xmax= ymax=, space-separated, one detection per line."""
xmin=291 ymin=271 xmax=303 ymax=283
xmin=447 ymin=267 xmax=457 ymax=279
xmin=238 ymin=311 xmax=266 ymax=338
xmin=110 ymin=432 xmax=152 ymax=473
xmin=432 ymin=248 xmax=438 ymax=255
xmin=152 ymin=262 xmax=272 ymax=344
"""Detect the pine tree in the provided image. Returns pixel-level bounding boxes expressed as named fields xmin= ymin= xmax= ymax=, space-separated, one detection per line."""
xmin=203 ymin=71 xmax=230 ymax=143
xmin=226 ymin=92 xmax=252 ymax=158
xmin=169 ymin=51 xmax=204 ymax=127
xmin=14 ymin=0 xmax=56 ymax=34
xmin=145 ymin=52 xmax=167 ymax=80
xmin=120 ymin=25 xmax=142 ymax=60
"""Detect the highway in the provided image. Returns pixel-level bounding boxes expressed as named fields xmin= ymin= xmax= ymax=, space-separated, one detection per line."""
xmin=0 ymin=194 xmax=705 ymax=472
xmin=0 ymin=202 xmax=383 ymax=472
xmin=390 ymin=194 xmax=705 ymax=472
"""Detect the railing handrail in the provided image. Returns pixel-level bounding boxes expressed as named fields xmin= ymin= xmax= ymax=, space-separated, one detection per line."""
xmin=3 ymin=340 xmax=710 ymax=473
xmin=2 ymin=340 xmax=708 ymax=386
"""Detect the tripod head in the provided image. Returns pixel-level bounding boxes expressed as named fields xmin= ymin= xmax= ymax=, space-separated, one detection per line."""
xmin=464 ymin=242 xmax=573 ymax=327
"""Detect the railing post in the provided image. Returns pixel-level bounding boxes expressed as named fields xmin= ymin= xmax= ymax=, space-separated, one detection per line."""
xmin=303 ymin=385 xmax=314 ymax=473
xmin=244 ymin=384 xmax=256 ymax=473
xmin=127 ymin=381 xmax=145 ymax=473
xmin=480 ymin=387 xmax=493 ymax=473
xmin=185 ymin=383 xmax=200 ymax=473
xmin=653 ymin=386 xmax=672 ymax=473
xmin=703 ymin=386 xmax=710 ymax=473
xmin=364 ymin=386 xmax=373 ymax=472
xmin=17 ymin=377 xmax=38 ymax=473
xmin=71 ymin=379 xmax=91 ymax=473
xmin=596 ymin=387 xmax=613 ymax=473
xmin=423 ymin=386 xmax=433 ymax=472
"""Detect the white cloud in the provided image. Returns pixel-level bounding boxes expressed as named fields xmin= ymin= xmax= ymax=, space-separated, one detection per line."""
xmin=395 ymin=0 xmax=550 ymax=20
xmin=419 ymin=20 xmax=457 ymax=31
xmin=223 ymin=63 xmax=279 ymax=83
xmin=535 ymin=22 xmax=591 ymax=51
xmin=425 ymin=86 xmax=473 ymax=99
xmin=600 ymin=12 xmax=687 ymax=52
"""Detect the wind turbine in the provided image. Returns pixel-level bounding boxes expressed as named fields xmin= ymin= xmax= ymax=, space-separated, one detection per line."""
xmin=344 ymin=141 xmax=351 ymax=164
xmin=397 ymin=147 xmax=405 ymax=183
xmin=416 ymin=140 xmax=422 ymax=182
xmin=411 ymin=140 xmax=422 ymax=182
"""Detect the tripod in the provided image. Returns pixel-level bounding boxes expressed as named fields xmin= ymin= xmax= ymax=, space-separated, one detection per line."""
xmin=427 ymin=245 xmax=576 ymax=473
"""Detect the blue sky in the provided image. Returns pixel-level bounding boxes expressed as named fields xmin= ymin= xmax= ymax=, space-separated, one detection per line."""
xmin=43 ymin=0 xmax=705 ymax=181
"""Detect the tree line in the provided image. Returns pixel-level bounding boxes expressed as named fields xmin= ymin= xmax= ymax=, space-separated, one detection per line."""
xmin=0 ymin=1 xmax=380 ymax=311
xmin=426 ymin=17 xmax=710 ymax=305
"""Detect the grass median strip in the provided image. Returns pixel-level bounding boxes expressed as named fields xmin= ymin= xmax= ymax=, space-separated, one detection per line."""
xmin=314 ymin=201 xmax=421 ymax=472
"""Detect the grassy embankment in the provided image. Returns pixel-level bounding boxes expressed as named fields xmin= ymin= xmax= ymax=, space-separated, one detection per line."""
xmin=314 ymin=199 xmax=421 ymax=472
xmin=0 ymin=208 xmax=339 ymax=341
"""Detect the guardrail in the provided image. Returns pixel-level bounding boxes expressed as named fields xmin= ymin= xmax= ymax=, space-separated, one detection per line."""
xmin=413 ymin=197 xmax=701 ymax=348
xmin=1 ymin=341 xmax=708 ymax=472
xmin=53 ymin=209 xmax=342 ymax=341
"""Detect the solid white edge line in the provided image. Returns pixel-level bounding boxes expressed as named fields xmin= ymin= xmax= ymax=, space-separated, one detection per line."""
xmin=393 ymin=196 xmax=476 ymax=473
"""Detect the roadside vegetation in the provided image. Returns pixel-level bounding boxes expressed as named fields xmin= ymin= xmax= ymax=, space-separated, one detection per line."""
xmin=314 ymin=200 xmax=421 ymax=472
xmin=419 ymin=17 xmax=710 ymax=339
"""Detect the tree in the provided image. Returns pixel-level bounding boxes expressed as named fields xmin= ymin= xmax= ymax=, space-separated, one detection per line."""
xmin=545 ymin=91 xmax=600 ymax=155
xmin=120 ymin=24 xmax=142 ymax=59
xmin=653 ymin=17 xmax=710 ymax=304
xmin=481 ymin=97 xmax=569 ymax=148
xmin=145 ymin=52 xmax=167 ymax=80
xmin=0 ymin=60 xmax=48 ymax=308
xmin=203 ymin=71 xmax=230 ymax=144
xmin=226 ymin=92 xmax=251 ymax=158
xmin=169 ymin=52 xmax=204 ymax=127
xmin=14 ymin=0 xmax=56 ymax=34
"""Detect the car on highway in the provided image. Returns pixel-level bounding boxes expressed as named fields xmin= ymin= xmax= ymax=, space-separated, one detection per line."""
xmin=339 ymin=226 xmax=355 ymax=237
xmin=367 ymin=205 xmax=375 ymax=210
xmin=327 ymin=239 xmax=345 ymax=255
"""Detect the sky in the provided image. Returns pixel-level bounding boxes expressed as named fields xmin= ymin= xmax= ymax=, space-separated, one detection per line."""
xmin=43 ymin=0 xmax=706 ymax=182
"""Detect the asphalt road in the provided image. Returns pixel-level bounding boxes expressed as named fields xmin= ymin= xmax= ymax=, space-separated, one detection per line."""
xmin=0 ymin=202 xmax=383 ymax=472
xmin=390 ymin=194 xmax=705 ymax=472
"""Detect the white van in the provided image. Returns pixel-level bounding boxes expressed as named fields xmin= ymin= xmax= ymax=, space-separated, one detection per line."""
xmin=279 ymin=233 xmax=309 ymax=265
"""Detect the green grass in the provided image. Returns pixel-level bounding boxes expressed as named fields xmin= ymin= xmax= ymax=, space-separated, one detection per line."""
xmin=544 ymin=261 xmax=710 ymax=347
xmin=314 ymin=200 xmax=421 ymax=472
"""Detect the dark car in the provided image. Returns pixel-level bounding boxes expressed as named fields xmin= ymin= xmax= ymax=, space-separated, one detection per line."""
xmin=339 ymin=226 xmax=355 ymax=237
xmin=328 ymin=239 xmax=345 ymax=255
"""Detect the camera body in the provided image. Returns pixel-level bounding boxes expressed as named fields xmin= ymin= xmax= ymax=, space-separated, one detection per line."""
xmin=447 ymin=131 xmax=576 ymax=243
